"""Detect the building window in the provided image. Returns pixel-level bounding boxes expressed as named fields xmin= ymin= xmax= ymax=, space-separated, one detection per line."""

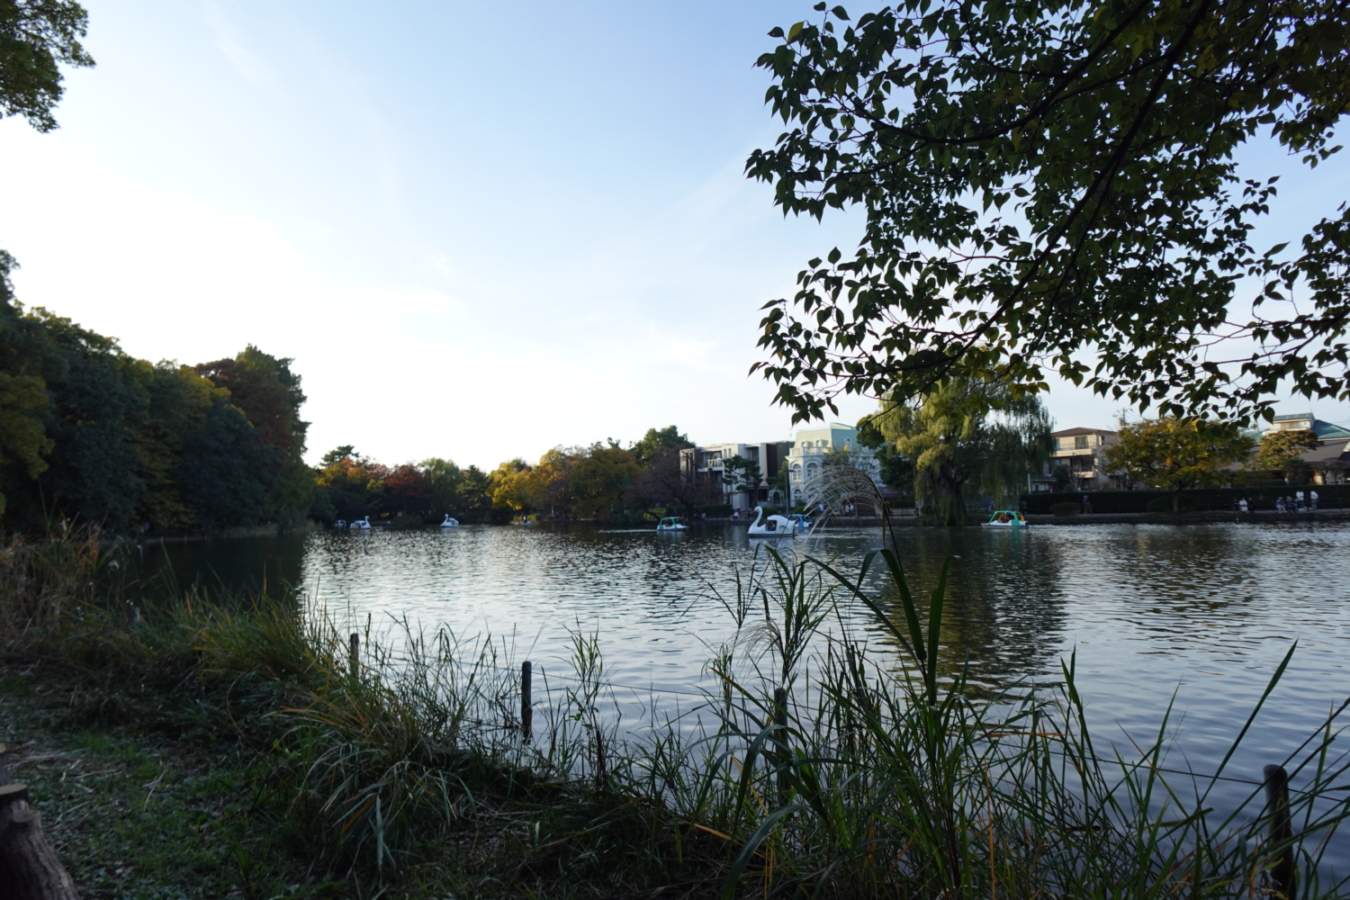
xmin=791 ymin=463 xmax=801 ymax=480
xmin=806 ymin=462 xmax=818 ymax=480
xmin=1075 ymin=435 xmax=1089 ymax=450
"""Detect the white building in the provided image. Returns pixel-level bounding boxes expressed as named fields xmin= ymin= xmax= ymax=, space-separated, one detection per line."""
xmin=787 ymin=424 xmax=882 ymax=510
xmin=680 ymin=441 xmax=793 ymax=511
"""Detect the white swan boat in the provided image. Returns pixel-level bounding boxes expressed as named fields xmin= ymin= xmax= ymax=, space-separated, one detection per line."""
xmin=440 ymin=514 xmax=460 ymax=528
xmin=349 ymin=516 xmax=372 ymax=531
xmin=656 ymin=516 xmax=687 ymax=532
xmin=748 ymin=506 xmax=794 ymax=537
xmin=983 ymin=510 xmax=1028 ymax=528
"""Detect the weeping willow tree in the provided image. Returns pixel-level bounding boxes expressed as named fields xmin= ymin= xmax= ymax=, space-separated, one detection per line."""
xmin=868 ymin=381 xmax=1053 ymax=525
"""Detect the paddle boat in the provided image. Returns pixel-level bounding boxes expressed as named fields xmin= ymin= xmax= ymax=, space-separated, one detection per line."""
xmin=349 ymin=516 xmax=372 ymax=531
xmin=334 ymin=518 xmax=346 ymax=529
xmin=748 ymin=506 xmax=795 ymax=537
xmin=983 ymin=510 xmax=1028 ymax=528
xmin=787 ymin=513 xmax=813 ymax=532
xmin=440 ymin=514 xmax=459 ymax=528
xmin=656 ymin=516 xmax=688 ymax=532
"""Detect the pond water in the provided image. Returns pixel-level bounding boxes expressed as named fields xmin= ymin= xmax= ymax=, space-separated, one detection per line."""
xmin=136 ymin=521 xmax=1350 ymax=861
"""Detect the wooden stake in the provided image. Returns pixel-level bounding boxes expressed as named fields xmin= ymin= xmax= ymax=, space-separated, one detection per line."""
xmin=349 ymin=633 xmax=360 ymax=678
xmin=520 ymin=661 xmax=533 ymax=743
xmin=1263 ymin=764 xmax=1296 ymax=900
xmin=0 ymin=783 xmax=81 ymax=900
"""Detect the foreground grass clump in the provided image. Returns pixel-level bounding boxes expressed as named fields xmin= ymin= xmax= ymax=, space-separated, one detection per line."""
xmin=0 ymin=667 xmax=344 ymax=899
xmin=2 ymin=527 xmax=1349 ymax=898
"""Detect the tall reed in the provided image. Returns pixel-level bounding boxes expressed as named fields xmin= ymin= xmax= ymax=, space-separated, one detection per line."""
xmin=0 ymin=525 xmax=123 ymax=652
xmin=685 ymin=546 xmax=1350 ymax=899
xmin=3 ymin=529 xmax=1347 ymax=898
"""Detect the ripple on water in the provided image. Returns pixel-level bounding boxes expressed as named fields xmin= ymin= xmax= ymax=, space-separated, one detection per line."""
xmin=143 ymin=521 xmax=1350 ymax=865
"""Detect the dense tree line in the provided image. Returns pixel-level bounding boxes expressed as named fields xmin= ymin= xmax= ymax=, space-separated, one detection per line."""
xmin=0 ymin=261 xmax=310 ymax=533
xmin=311 ymin=426 xmax=714 ymax=526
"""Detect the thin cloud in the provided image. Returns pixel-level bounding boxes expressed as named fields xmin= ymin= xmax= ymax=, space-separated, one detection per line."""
xmin=202 ymin=1 xmax=282 ymax=96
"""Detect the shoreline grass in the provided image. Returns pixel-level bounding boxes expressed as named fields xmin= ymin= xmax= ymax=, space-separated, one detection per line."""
xmin=2 ymin=528 xmax=1348 ymax=899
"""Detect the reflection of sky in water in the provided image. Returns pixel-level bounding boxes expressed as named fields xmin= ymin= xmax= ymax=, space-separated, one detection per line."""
xmin=143 ymin=522 xmax=1350 ymax=867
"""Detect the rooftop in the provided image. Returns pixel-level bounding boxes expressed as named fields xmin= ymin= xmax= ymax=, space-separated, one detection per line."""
xmin=1265 ymin=415 xmax=1350 ymax=443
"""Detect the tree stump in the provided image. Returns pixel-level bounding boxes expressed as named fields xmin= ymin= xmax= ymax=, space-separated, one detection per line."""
xmin=0 ymin=782 xmax=80 ymax=900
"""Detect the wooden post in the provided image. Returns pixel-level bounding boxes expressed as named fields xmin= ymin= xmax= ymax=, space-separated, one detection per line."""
xmin=1263 ymin=764 xmax=1296 ymax=900
xmin=520 ymin=661 xmax=533 ymax=743
xmin=0 ymin=783 xmax=81 ymax=900
xmin=774 ymin=686 xmax=789 ymax=799
xmin=349 ymin=633 xmax=360 ymax=678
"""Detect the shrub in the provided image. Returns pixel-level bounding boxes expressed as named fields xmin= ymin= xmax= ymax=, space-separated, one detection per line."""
xmin=1049 ymin=502 xmax=1080 ymax=517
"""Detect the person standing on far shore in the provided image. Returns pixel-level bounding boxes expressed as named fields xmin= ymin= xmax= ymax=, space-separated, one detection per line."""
xmin=1311 ymin=489 xmax=1319 ymax=511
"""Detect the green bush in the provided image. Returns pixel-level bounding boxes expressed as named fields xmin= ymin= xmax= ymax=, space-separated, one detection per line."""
xmin=694 ymin=503 xmax=733 ymax=517
xmin=1048 ymin=502 xmax=1080 ymax=517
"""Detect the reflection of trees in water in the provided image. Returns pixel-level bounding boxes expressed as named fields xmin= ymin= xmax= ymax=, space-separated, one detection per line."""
xmin=1115 ymin=526 xmax=1270 ymax=613
xmin=135 ymin=533 xmax=307 ymax=604
xmin=859 ymin=528 xmax=1070 ymax=692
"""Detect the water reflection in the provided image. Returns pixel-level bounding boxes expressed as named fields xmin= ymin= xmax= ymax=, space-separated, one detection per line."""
xmin=133 ymin=522 xmax=1350 ymax=784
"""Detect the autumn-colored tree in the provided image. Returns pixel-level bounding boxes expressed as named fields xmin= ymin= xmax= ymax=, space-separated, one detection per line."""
xmin=194 ymin=347 xmax=307 ymax=455
xmin=528 ymin=448 xmax=581 ymax=519
xmin=489 ymin=458 xmax=535 ymax=513
xmin=1104 ymin=418 xmax=1255 ymax=512
xmin=385 ymin=463 xmax=431 ymax=517
xmin=194 ymin=346 xmax=311 ymax=525
xmin=314 ymin=448 xmax=389 ymax=521
xmin=571 ymin=444 xmax=640 ymax=522
xmin=1252 ymin=429 xmax=1320 ymax=484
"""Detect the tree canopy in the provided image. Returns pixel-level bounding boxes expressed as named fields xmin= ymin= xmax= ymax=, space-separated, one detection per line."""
xmin=866 ymin=379 xmax=1051 ymax=524
xmin=0 ymin=287 xmax=309 ymax=533
xmin=0 ymin=0 xmax=93 ymax=133
xmin=1251 ymin=427 xmax=1319 ymax=480
xmin=748 ymin=1 xmax=1350 ymax=423
xmin=1104 ymin=416 xmax=1254 ymax=509
xmin=630 ymin=425 xmax=692 ymax=467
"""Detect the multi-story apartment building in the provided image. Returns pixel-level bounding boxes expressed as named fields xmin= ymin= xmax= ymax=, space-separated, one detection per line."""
xmin=786 ymin=424 xmax=882 ymax=509
xmin=680 ymin=441 xmax=793 ymax=511
xmin=1049 ymin=427 xmax=1120 ymax=490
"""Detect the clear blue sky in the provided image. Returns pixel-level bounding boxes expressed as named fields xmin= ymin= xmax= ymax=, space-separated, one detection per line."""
xmin=2 ymin=1 xmax=1346 ymax=469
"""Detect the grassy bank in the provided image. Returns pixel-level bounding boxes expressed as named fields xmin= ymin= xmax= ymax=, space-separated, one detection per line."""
xmin=2 ymin=528 xmax=1348 ymax=898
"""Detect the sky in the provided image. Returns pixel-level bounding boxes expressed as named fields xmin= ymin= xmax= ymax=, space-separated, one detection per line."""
xmin=2 ymin=1 xmax=1348 ymax=470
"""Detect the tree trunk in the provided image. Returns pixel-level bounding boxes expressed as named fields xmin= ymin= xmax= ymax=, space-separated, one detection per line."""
xmin=0 ymin=783 xmax=81 ymax=900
